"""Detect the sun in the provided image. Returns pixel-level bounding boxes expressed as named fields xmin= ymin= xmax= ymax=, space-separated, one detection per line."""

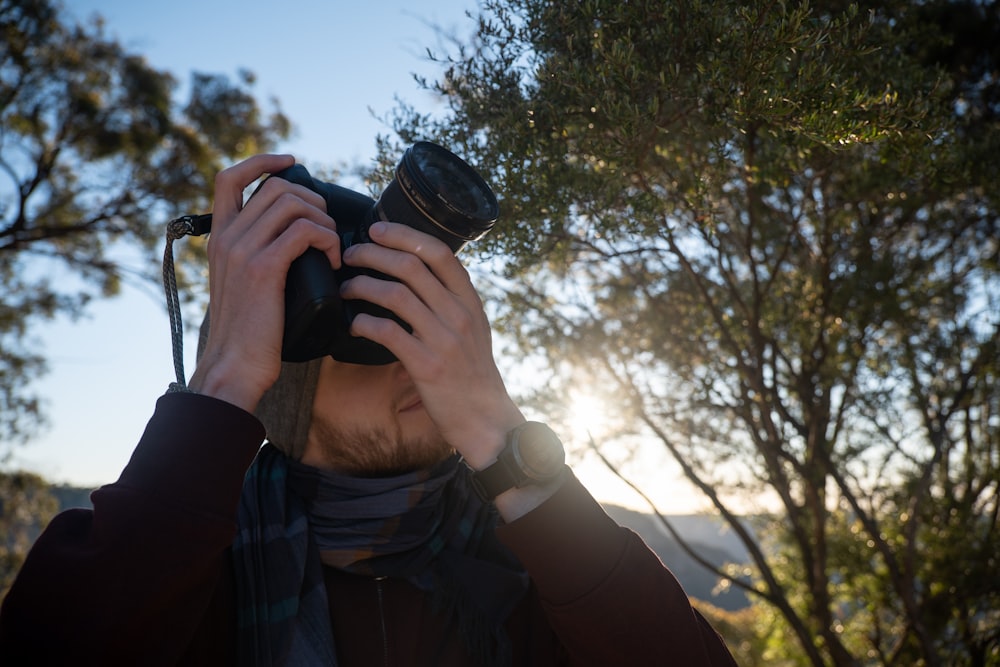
xmin=564 ymin=389 xmax=612 ymax=448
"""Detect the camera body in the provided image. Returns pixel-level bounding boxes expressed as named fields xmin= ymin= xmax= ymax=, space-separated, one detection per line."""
xmin=271 ymin=142 xmax=499 ymax=365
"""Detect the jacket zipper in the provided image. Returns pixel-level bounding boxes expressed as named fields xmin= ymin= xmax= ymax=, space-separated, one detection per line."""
xmin=375 ymin=576 xmax=390 ymax=667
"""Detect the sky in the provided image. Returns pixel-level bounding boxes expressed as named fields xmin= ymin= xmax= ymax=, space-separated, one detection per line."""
xmin=9 ymin=0 xmax=703 ymax=514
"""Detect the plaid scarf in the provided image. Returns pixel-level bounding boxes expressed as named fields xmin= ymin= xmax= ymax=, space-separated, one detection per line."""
xmin=232 ymin=443 xmax=528 ymax=666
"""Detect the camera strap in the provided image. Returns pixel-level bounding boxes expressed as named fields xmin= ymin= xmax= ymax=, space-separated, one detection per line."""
xmin=162 ymin=214 xmax=212 ymax=393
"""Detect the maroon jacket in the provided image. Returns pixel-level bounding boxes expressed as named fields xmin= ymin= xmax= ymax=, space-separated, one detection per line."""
xmin=0 ymin=392 xmax=736 ymax=666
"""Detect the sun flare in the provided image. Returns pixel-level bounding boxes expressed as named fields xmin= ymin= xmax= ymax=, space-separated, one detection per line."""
xmin=565 ymin=390 xmax=612 ymax=448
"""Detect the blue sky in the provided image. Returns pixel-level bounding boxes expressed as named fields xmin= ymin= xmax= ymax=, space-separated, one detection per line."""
xmin=11 ymin=0 xmax=698 ymax=513
xmin=69 ymin=0 xmax=475 ymax=164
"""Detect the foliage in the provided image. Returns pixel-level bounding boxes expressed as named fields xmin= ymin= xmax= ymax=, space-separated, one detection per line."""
xmin=381 ymin=0 xmax=1000 ymax=664
xmin=697 ymin=601 xmax=778 ymax=667
xmin=0 ymin=0 xmax=290 ymax=449
xmin=0 ymin=470 xmax=58 ymax=600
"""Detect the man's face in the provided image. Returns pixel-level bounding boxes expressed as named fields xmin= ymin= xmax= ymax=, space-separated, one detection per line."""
xmin=302 ymin=357 xmax=454 ymax=476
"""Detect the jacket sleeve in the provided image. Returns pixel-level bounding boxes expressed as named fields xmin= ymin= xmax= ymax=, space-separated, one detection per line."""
xmin=495 ymin=472 xmax=737 ymax=667
xmin=0 ymin=392 xmax=264 ymax=667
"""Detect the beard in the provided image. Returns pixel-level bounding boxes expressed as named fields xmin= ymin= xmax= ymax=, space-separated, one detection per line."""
xmin=306 ymin=410 xmax=455 ymax=478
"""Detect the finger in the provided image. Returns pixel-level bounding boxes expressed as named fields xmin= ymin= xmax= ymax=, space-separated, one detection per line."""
xmin=341 ymin=270 xmax=486 ymax=379
xmin=365 ymin=222 xmax=474 ymax=295
xmin=212 ymin=153 xmax=296 ymax=226
xmin=209 ymin=183 xmax=338 ymax=270
xmin=341 ymin=273 xmax=446 ymax=336
xmin=264 ymin=217 xmax=344 ymax=277
xmin=206 ymin=216 xmax=341 ymax=328
xmin=236 ymin=176 xmax=332 ymax=236
xmin=236 ymin=185 xmax=337 ymax=248
xmin=340 ymin=250 xmax=476 ymax=352
xmin=340 ymin=221 xmax=486 ymax=345
xmin=348 ymin=311 xmax=431 ymax=365
xmin=343 ymin=240 xmax=454 ymax=301
xmin=343 ymin=224 xmax=480 ymax=320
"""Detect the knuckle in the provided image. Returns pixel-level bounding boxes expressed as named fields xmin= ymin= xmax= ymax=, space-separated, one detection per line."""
xmin=421 ymin=352 xmax=448 ymax=378
xmin=214 ymin=167 xmax=236 ymax=190
xmin=382 ymin=281 xmax=411 ymax=309
xmin=249 ymin=257 xmax=276 ymax=282
xmin=397 ymin=254 xmax=424 ymax=277
xmin=259 ymin=177 xmax=287 ymax=197
xmin=227 ymin=242 xmax=253 ymax=268
xmin=452 ymin=310 xmax=475 ymax=337
xmin=247 ymin=253 xmax=286 ymax=289
xmin=205 ymin=236 xmax=220 ymax=260
xmin=424 ymin=243 xmax=452 ymax=265
xmin=275 ymin=190 xmax=304 ymax=212
xmin=359 ymin=315 xmax=399 ymax=343
xmin=206 ymin=231 xmax=233 ymax=261
xmin=287 ymin=217 xmax=313 ymax=236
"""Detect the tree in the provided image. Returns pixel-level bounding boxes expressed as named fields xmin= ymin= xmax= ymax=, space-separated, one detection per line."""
xmin=381 ymin=0 xmax=999 ymax=664
xmin=0 ymin=470 xmax=57 ymax=600
xmin=0 ymin=0 xmax=290 ymax=448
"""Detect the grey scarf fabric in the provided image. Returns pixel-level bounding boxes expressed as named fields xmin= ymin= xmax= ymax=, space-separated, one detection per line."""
xmin=233 ymin=444 xmax=529 ymax=666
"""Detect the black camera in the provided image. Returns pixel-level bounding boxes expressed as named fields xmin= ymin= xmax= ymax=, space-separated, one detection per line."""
xmin=270 ymin=142 xmax=499 ymax=365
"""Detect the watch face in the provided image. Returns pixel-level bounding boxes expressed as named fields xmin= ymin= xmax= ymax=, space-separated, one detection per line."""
xmin=513 ymin=422 xmax=565 ymax=481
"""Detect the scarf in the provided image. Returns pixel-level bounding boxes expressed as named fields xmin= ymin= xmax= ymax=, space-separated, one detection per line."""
xmin=232 ymin=444 xmax=529 ymax=666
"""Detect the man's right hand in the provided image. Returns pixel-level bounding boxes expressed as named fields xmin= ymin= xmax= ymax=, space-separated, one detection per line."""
xmin=188 ymin=154 xmax=341 ymax=412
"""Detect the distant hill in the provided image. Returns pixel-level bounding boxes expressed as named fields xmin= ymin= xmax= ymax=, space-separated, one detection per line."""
xmin=48 ymin=487 xmax=754 ymax=610
xmin=602 ymin=504 xmax=754 ymax=611
xmin=51 ymin=485 xmax=96 ymax=511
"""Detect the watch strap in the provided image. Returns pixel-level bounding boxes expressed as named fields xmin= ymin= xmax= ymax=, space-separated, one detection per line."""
xmin=471 ymin=447 xmax=523 ymax=501
xmin=470 ymin=421 xmax=563 ymax=502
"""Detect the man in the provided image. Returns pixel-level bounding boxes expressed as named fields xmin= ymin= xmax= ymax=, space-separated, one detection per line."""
xmin=0 ymin=154 xmax=737 ymax=665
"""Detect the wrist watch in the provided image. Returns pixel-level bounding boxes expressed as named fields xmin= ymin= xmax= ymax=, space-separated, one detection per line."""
xmin=470 ymin=421 xmax=566 ymax=502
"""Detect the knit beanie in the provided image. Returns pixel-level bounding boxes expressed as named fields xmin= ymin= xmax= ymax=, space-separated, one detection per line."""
xmin=197 ymin=312 xmax=322 ymax=460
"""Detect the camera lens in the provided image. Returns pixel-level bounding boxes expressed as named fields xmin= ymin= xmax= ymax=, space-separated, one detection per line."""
xmin=374 ymin=141 xmax=499 ymax=251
